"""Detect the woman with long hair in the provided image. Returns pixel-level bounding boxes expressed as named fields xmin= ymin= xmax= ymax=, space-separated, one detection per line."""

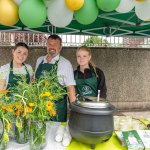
xmin=0 ymin=42 xmax=33 ymax=90
xmin=74 ymin=46 xmax=107 ymax=99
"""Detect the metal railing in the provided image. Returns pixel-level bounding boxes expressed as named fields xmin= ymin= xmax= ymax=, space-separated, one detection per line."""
xmin=0 ymin=32 xmax=150 ymax=48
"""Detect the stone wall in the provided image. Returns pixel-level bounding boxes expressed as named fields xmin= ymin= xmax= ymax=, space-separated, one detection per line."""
xmin=1 ymin=46 xmax=150 ymax=110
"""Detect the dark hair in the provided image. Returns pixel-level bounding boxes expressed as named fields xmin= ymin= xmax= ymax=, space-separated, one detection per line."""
xmin=14 ymin=42 xmax=29 ymax=50
xmin=47 ymin=34 xmax=62 ymax=45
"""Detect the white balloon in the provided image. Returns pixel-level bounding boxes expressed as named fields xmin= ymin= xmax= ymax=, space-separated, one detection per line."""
xmin=13 ymin=0 xmax=23 ymax=5
xmin=47 ymin=0 xmax=73 ymax=28
xmin=135 ymin=0 xmax=150 ymax=21
xmin=43 ymin=0 xmax=52 ymax=8
xmin=116 ymin=0 xmax=135 ymax=13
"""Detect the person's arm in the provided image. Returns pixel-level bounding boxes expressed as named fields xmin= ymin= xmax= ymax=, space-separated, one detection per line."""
xmin=96 ymin=68 xmax=107 ymax=99
xmin=67 ymin=85 xmax=76 ymax=103
xmin=61 ymin=60 xmax=76 ymax=102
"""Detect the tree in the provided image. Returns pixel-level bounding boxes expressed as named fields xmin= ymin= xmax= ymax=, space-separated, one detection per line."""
xmin=82 ymin=36 xmax=109 ymax=47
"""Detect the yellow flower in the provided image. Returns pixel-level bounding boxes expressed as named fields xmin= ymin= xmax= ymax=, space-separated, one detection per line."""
xmin=46 ymin=101 xmax=53 ymax=111
xmin=26 ymin=107 xmax=32 ymax=113
xmin=6 ymin=105 xmax=13 ymax=113
xmin=28 ymin=103 xmax=35 ymax=107
xmin=2 ymin=105 xmax=6 ymax=110
xmin=15 ymin=110 xmax=20 ymax=116
xmin=39 ymin=93 xmax=45 ymax=98
xmin=49 ymin=109 xmax=56 ymax=117
xmin=40 ymin=92 xmax=52 ymax=98
xmin=45 ymin=81 xmax=49 ymax=85
xmin=45 ymin=92 xmax=51 ymax=97
xmin=6 ymin=123 xmax=11 ymax=132
xmin=0 ymin=89 xmax=9 ymax=94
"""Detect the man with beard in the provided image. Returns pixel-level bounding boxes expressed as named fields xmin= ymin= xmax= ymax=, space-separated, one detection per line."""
xmin=35 ymin=34 xmax=76 ymax=122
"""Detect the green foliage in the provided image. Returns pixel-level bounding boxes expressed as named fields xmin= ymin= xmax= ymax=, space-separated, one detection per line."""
xmin=82 ymin=36 xmax=109 ymax=46
xmin=0 ymin=67 xmax=67 ymax=144
xmin=29 ymin=120 xmax=46 ymax=150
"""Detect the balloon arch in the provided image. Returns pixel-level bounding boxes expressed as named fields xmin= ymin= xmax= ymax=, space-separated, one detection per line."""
xmin=0 ymin=0 xmax=150 ymax=36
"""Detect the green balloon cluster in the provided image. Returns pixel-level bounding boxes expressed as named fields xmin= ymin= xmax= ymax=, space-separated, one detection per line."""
xmin=19 ymin=0 xmax=47 ymax=28
xmin=74 ymin=0 xmax=99 ymax=25
xmin=96 ymin=0 xmax=120 ymax=12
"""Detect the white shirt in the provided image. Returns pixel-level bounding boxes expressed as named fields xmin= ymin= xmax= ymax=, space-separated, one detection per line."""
xmin=35 ymin=55 xmax=76 ymax=86
xmin=0 ymin=63 xmax=33 ymax=89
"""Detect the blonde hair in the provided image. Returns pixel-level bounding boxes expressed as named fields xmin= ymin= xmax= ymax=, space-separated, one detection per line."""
xmin=77 ymin=46 xmax=98 ymax=78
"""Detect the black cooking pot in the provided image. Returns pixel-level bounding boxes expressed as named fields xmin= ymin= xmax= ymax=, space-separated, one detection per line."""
xmin=68 ymin=97 xmax=116 ymax=146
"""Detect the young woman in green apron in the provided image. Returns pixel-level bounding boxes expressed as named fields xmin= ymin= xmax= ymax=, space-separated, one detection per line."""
xmin=74 ymin=46 xmax=107 ymax=99
xmin=0 ymin=42 xmax=33 ymax=91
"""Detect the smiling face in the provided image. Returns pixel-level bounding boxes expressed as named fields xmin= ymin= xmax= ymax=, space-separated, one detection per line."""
xmin=47 ymin=38 xmax=62 ymax=58
xmin=76 ymin=48 xmax=91 ymax=68
xmin=12 ymin=46 xmax=28 ymax=65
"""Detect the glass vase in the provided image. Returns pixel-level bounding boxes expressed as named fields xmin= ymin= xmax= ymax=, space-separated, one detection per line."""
xmin=15 ymin=119 xmax=29 ymax=144
xmin=0 ymin=140 xmax=7 ymax=150
xmin=0 ymin=131 xmax=8 ymax=150
xmin=29 ymin=120 xmax=46 ymax=150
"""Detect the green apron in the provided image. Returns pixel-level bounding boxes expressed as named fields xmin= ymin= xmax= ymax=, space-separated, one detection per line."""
xmin=35 ymin=59 xmax=67 ymax=122
xmin=75 ymin=71 xmax=98 ymax=97
xmin=6 ymin=61 xmax=30 ymax=90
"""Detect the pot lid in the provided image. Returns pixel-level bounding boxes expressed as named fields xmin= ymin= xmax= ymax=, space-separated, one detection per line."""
xmin=75 ymin=96 xmax=111 ymax=109
xmin=70 ymin=96 xmax=116 ymax=115
xmin=75 ymin=100 xmax=111 ymax=109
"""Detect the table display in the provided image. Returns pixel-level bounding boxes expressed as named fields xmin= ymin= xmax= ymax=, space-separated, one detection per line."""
xmin=6 ymin=122 xmax=65 ymax=150
xmin=1 ymin=116 xmax=150 ymax=150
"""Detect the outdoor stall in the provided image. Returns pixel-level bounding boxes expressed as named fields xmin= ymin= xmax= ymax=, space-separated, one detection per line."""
xmin=1 ymin=0 xmax=150 ymax=150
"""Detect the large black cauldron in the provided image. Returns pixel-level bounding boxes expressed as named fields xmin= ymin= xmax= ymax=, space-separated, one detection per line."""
xmin=68 ymin=98 xmax=116 ymax=148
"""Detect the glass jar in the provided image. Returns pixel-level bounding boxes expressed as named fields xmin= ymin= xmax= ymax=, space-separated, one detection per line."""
xmin=29 ymin=120 xmax=46 ymax=150
xmin=0 ymin=131 xmax=8 ymax=150
xmin=0 ymin=140 xmax=7 ymax=150
xmin=15 ymin=119 xmax=29 ymax=144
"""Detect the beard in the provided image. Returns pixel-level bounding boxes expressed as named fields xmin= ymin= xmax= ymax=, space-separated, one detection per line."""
xmin=47 ymin=48 xmax=57 ymax=57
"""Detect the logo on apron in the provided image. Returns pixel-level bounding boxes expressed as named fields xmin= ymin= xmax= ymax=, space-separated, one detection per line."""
xmin=41 ymin=70 xmax=49 ymax=76
xmin=81 ymin=85 xmax=92 ymax=95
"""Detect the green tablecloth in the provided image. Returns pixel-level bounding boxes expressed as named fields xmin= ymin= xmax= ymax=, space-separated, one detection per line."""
xmin=66 ymin=133 xmax=127 ymax=150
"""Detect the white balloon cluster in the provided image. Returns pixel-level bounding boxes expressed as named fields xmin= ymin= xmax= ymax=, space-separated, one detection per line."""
xmin=116 ymin=0 xmax=150 ymax=21
xmin=47 ymin=0 xmax=73 ymax=28
xmin=135 ymin=0 xmax=150 ymax=21
xmin=116 ymin=0 xmax=135 ymax=13
xmin=12 ymin=0 xmax=150 ymax=28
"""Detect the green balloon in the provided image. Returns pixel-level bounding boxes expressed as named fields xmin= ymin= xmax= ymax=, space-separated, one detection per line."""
xmin=74 ymin=0 xmax=99 ymax=25
xmin=96 ymin=0 xmax=120 ymax=12
xmin=19 ymin=0 xmax=46 ymax=28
